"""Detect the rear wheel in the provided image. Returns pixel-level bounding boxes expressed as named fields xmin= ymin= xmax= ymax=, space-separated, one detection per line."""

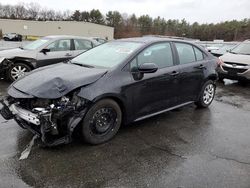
xmin=195 ymin=80 xmax=216 ymax=108
xmin=81 ymin=99 xmax=122 ymax=145
xmin=7 ymin=63 xmax=31 ymax=81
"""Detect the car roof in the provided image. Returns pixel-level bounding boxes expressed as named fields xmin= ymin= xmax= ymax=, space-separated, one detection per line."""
xmin=116 ymin=36 xmax=196 ymax=44
xmin=44 ymin=35 xmax=95 ymax=40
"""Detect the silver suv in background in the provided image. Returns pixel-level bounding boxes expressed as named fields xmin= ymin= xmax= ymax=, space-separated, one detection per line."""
xmin=211 ymin=43 xmax=238 ymax=57
xmin=0 ymin=35 xmax=100 ymax=81
xmin=217 ymin=40 xmax=250 ymax=82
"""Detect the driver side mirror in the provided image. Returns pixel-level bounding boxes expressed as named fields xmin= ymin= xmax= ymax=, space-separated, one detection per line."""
xmin=138 ymin=63 xmax=158 ymax=74
xmin=41 ymin=48 xmax=50 ymax=54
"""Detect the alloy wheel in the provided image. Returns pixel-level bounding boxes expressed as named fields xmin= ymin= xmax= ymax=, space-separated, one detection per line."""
xmin=10 ymin=65 xmax=28 ymax=80
xmin=203 ymin=84 xmax=215 ymax=105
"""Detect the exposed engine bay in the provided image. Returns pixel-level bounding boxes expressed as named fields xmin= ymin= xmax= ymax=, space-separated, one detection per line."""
xmin=0 ymin=91 xmax=90 ymax=147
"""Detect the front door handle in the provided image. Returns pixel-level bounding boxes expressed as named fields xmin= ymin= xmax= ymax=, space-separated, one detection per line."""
xmin=195 ymin=64 xmax=206 ymax=69
xmin=170 ymin=71 xmax=179 ymax=76
xmin=65 ymin=53 xmax=72 ymax=57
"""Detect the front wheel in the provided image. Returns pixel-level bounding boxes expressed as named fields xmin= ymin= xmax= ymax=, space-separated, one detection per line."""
xmin=7 ymin=63 xmax=31 ymax=81
xmin=81 ymin=99 xmax=122 ymax=145
xmin=195 ymin=80 xmax=216 ymax=108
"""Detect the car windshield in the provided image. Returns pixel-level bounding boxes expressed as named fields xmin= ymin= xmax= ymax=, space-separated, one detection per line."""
xmin=231 ymin=43 xmax=250 ymax=55
xmin=71 ymin=41 xmax=143 ymax=68
xmin=23 ymin=38 xmax=50 ymax=50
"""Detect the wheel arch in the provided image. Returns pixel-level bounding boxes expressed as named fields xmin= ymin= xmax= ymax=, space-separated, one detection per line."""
xmin=11 ymin=57 xmax=35 ymax=70
xmin=207 ymin=73 xmax=218 ymax=82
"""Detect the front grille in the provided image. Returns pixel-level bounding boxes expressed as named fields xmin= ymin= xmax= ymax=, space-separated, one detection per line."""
xmin=224 ymin=62 xmax=248 ymax=66
xmin=222 ymin=66 xmax=247 ymax=74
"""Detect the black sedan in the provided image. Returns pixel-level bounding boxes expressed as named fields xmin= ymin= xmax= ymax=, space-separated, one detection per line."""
xmin=0 ymin=37 xmax=218 ymax=146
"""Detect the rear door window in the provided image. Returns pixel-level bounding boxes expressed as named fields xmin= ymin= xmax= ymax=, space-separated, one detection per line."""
xmin=74 ymin=39 xmax=93 ymax=50
xmin=175 ymin=43 xmax=196 ymax=64
xmin=47 ymin=39 xmax=71 ymax=52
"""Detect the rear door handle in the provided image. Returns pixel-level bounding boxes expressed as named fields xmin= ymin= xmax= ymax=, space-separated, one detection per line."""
xmin=195 ymin=64 xmax=206 ymax=69
xmin=170 ymin=71 xmax=179 ymax=76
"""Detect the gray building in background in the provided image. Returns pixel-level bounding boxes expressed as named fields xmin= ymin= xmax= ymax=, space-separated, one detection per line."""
xmin=0 ymin=19 xmax=114 ymax=40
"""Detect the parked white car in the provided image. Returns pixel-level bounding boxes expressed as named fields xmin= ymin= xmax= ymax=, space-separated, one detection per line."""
xmin=217 ymin=40 xmax=250 ymax=82
xmin=0 ymin=35 xmax=100 ymax=81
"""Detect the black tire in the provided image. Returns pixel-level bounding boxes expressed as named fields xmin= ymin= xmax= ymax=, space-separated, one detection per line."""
xmin=82 ymin=99 xmax=122 ymax=145
xmin=218 ymin=76 xmax=224 ymax=82
xmin=195 ymin=80 xmax=216 ymax=108
xmin=3 ymin=37 xmax=9 ymax=41
xmin=7 ymin=63 xmax=31 ymax=81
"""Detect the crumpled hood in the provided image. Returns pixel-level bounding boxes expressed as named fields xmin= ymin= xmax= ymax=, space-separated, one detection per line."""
xmin=220 ymin=53 xmax=250 ymax=65
xmin=0 ymin=48 xmax=36 ymax=59
xmin=10 ymin=63 xmax=108 ymax=99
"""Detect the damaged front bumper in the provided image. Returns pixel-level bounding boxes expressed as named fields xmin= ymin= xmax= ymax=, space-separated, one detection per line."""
xmin=0 ymin=96 xmax=88 ymax=147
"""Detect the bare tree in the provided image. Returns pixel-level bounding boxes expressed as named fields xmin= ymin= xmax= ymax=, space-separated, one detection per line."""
xmin=39 ymin=8 xmax=48 ymax=20
xmin=62 ymin=10 xmax=71 ymax=20
xmin=1 ymin=5 xmax=15 ymax=18
xmin=46 ymin=9 xmax=56 ymax=20
xmin=27 ymin=2 xmax=40 ymax=20
xmin=14 ymin=3 xmax=27 ymax=19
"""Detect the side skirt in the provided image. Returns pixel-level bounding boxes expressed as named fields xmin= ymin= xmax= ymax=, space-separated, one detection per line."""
xmin=134 ymin=101 xmax=194 ymax=122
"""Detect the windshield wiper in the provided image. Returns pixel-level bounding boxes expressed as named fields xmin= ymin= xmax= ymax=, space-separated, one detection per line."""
xmin=229 ymin=51 xmax=238 ymax=54
xmin=229 ymin=51 xmax=237 ymax=54
xmin=239 ymin=53 xmax=250 ymax=55
xmin=71 ymin=61 xmax=94 ymax=68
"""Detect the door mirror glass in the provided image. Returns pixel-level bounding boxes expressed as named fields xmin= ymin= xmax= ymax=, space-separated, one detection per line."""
xmin=138 ymin=63 xmax=158 ymax=73
xmin=41 ymin=48 xmax=50 ymax=54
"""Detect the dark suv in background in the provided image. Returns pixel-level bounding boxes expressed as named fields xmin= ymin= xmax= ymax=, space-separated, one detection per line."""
xmin=3 ymin=33 xmax=22 ymax=41
xmin=0 ymin=37 xmax=218 ymax=146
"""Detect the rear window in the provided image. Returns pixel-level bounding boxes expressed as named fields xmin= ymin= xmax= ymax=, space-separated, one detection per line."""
xmin=74 ymin=39 xmax=93 ymax=50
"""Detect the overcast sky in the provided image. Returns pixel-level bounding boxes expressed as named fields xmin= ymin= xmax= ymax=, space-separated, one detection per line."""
xmin=2 ymin=0 xmax=250 ymax=23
